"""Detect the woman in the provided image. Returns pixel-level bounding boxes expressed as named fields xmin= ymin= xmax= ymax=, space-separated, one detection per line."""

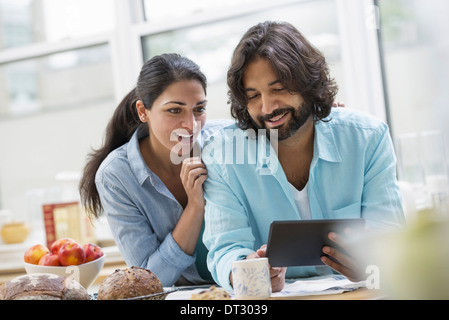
xmin=79 ymin=53 xmax=230 ymax=286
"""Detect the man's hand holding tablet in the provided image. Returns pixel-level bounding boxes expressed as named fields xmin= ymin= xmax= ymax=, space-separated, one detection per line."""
xmin=266 ymin=219 xmax=366 ymax=283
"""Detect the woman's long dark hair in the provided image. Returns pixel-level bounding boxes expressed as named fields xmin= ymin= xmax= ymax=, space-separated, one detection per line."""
xmin=79 ymin=53 xmax=207 ymax=220
xmin=227 ymin=21 xmax=338 ymax=130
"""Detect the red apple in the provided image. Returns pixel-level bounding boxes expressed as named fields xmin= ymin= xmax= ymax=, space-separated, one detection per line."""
xmin=24 ymin=244 xmax=50 ymax=265
xmin=50 ymin=238 xmax=76 ymax=254
xmin=83 ymin=243 xmax=104 ymax=263
xmin=38 ymin=253 xmax=61 ymax=266
xmin=58 ymin=241 xmax=85 ymax=266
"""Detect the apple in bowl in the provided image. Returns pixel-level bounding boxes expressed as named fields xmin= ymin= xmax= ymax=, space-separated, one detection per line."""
xmin=38 ymin=253 xmax=60 ymax=266
xmin=84 ymin=243 xmax=104 ymax=263
xmin=50 ymin=238 xmax=76 ymax=254
xmin=24 ymin=244 xmax=50 ymax=265
xmin=23 ymin=239 xmax=105 ymax=289
xmin=59 ymin=241 xmax=85 ymax=266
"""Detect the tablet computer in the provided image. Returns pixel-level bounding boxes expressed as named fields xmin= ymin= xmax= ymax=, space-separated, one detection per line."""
xmin=266 ymin=219 xmax=365 ymax=267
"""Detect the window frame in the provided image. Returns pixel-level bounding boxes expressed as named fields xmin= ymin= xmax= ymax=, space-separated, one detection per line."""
xmin=133 ymin=0 xmax=387 ymax=122
xmin=0 ymin=0 xmax=388 ymax=124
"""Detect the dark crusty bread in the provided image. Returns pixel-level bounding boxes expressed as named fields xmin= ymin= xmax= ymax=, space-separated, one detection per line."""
xmin=1 ymin=273 xmax=89 ymax=300
xmin=97 ymin=266 xmax=163 ymax=300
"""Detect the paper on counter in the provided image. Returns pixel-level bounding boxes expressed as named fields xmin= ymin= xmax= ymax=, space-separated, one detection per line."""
xmin=271 ymin=274 xmax=366 ymax=298
xmin=166 ymin=275 xmax=366 ymax=300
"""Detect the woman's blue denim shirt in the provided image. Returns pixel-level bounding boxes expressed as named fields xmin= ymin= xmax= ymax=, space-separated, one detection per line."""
xmin=95 ymin=119 xmax=232 ymax=286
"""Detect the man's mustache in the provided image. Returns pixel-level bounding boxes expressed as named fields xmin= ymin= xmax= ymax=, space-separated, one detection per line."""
xmin=258 ymin=107 xmax=294 ymax=122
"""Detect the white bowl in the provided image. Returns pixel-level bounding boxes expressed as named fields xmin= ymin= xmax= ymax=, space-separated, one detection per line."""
xmin=24 ymin=254 xmax=105 ymax=289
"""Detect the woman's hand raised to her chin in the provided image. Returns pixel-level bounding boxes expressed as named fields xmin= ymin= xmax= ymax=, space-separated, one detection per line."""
xmin=180 ymin=156 xmax=208 ymax=210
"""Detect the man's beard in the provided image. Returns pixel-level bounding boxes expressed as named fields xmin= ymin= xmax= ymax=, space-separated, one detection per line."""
xmin=255 ymin=101 xmax=313 ymax=141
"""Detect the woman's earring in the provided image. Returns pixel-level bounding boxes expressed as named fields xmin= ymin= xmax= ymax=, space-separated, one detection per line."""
xmin=140 ymin=115 xmax=146 ymax=122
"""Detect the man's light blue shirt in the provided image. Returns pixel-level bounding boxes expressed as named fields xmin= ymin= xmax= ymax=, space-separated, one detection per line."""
xmin=202 ymin=108 xmax=406 ymax=291
xmin=95 ymin=119 xmax=231 ymax=287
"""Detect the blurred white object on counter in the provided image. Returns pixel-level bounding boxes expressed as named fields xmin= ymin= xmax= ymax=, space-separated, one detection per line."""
xmin=0 ymin=209 xmax=12 ymax=227
xmin=397 ymin=130 xmax=449 ymax=219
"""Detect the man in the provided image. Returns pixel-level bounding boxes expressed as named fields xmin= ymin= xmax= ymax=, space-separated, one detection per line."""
xmin=202 ymin=21 xmax=405 ymax=292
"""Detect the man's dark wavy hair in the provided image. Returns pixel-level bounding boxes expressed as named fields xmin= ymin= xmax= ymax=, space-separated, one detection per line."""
xmin=227 ymin=21 xmax=338 ymax=130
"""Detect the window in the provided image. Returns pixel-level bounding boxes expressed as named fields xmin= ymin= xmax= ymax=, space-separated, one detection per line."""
xmin=379 ymin=0 xmax=449 ymax=180
xmin=0 ymin=44 xmax=114 ymax=117
xmin=0 ymin=0 xmax=117 ymax=223
xmin=380 ymin=0 xmax=449 ymax=137
xmin=141 ymin=0 xmax=344 ymax=120
xmin=379 ymin=0 xmax=449 ymax=201
xmin=0 ymin=0 xmax=115 ymax=49
xmin=143 ymin=0 xmax=258 ymax=22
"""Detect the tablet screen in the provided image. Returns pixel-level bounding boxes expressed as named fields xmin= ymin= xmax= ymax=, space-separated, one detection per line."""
xmin=266 ymin=219 xmax=365 ymax=267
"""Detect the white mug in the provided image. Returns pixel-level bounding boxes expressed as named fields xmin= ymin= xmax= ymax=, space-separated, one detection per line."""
xmin=231 ymin=257 xmax=272 ymax=299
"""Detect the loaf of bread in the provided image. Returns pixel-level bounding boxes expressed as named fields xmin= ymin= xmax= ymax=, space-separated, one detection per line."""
xmin=97 ymin=266 xmax=163 ymax=300
xmin=0 ymin=273 xmax=89 ymax=300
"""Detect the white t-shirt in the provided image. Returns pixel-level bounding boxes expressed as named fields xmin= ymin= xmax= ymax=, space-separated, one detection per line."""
xmin=288 ymin=182 xmax=312 ymax=220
